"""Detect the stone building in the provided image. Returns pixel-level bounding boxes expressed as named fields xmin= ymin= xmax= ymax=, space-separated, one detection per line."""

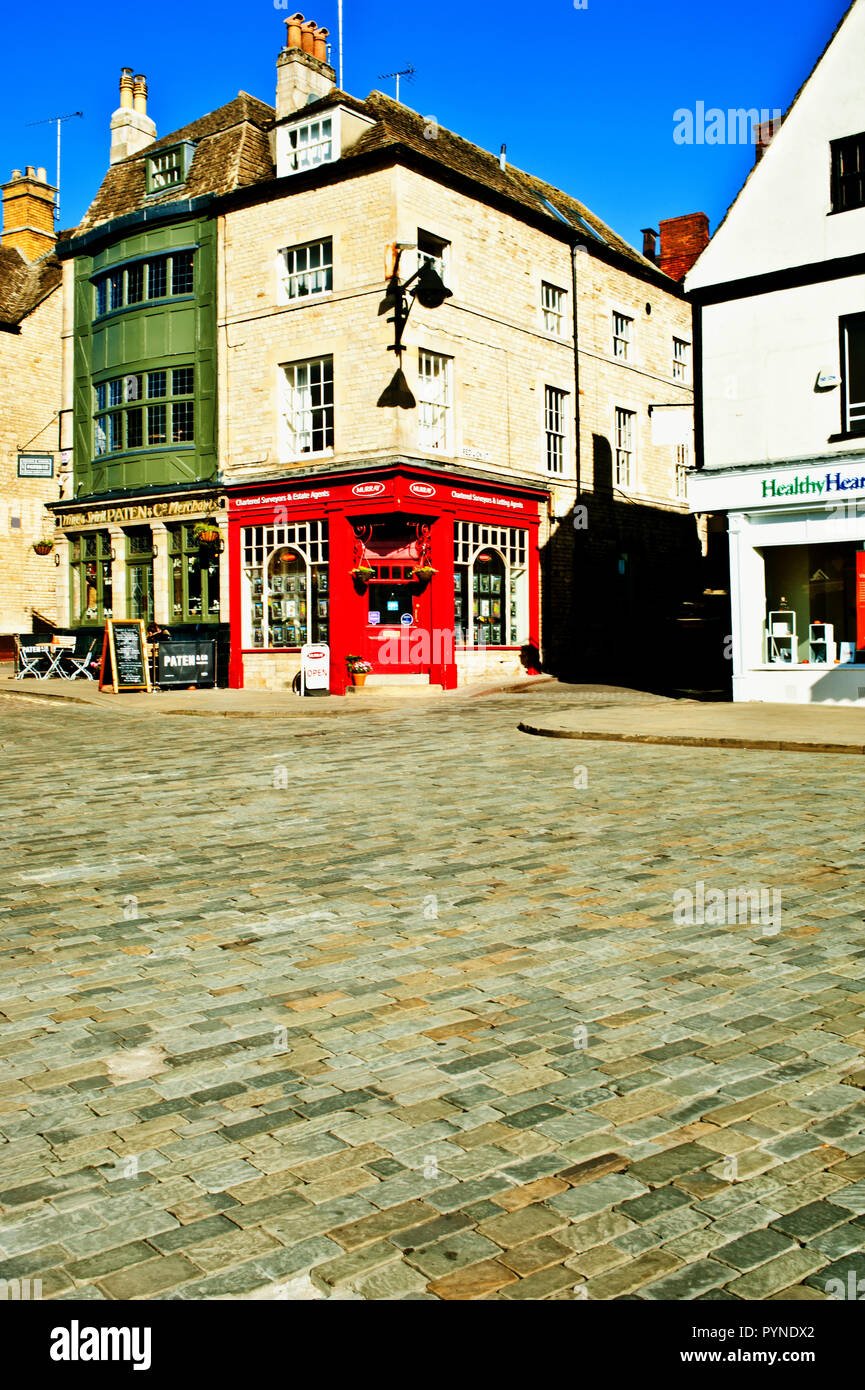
xmin=0 ymin=167 xmax=62 ymax=649
xmin=53 ymin=17 xmax=704 ymax=693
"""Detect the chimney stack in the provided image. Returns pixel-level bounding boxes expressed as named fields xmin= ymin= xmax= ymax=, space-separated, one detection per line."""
xmin=658 ymin=212 xmax=710 ymax=281
xmin=641 ymin=227 xmax=658 ymax=263
xmin=1 ymin=166 xmax=57 ymax=260
xmin=276 ymin=13 xmax=336 ymax=119
xmin=754 ymin=114 xmax=784 ymax=165
xmin=110 ymin=67 xmax=157 ymax=165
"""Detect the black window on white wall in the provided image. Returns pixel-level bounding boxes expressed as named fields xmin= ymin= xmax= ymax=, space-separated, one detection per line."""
xmin=831 ymin=133 xmax=865 ymax=214
xmin=841 ymin=314 xmax=865 ymax=435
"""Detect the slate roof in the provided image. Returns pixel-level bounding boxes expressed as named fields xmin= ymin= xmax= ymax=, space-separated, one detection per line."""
xmin=76 ymin=93 xmax=275 ymax=234
xmin=0 ymin=244 xmax=61 ymax=327
xmin=73 ymin=81 xmax=661 ymax=275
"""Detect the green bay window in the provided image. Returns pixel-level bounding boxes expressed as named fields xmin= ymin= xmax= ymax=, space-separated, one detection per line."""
xmin=70 ymin=531 xmax=113 ymax=625
xmin=94 ymin=366 xmax=194 ymax=458
xmin=126 ymin=528 xmax=154 ymax=623
xmin=92 ymin=250 xmax=195 ymax=320
xmin=169 ymin=524 xmax=220 ymax=623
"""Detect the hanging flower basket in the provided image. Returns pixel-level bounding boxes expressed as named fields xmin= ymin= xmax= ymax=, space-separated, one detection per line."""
xmin=32 ymin=540 xmax=55 ymax=556
xmin=193 ymin=521 xmax=221 ymax=545
xmin=410 ymin=565 xmax=437 ymax=582
xmin=349 ymin=565 xmax=374 ymax=583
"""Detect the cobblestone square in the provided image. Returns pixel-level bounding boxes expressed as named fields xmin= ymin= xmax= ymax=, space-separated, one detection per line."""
xmin=1 ymin=688 xmax=863 ymax=1300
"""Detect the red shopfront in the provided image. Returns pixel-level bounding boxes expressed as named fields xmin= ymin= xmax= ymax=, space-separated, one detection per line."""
xmin=227 ymin=466 xmax=544 ymax=693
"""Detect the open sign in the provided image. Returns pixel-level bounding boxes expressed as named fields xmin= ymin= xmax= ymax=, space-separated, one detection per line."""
xmin=300 ymin=643 xmax=330 ymax=695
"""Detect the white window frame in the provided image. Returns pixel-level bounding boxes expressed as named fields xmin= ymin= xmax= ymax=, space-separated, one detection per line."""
xmin=613 ymin=311 xmax=633 ymax=361
xmin=278 ymin=237 xmax=333 ymax=305
xmin=676 ymin=442 xmax=690 ymax=499
xmin=284 ymin=115 xmax=335 ymax=174
xmin=241 ymin=520 xmax=329 ymax=650
xmin=673 ymin=336 xmax=690 ymax=382
xmin=418 ymin=349 xmax=452 ymax=453
xmin=542 ymin=282 xmax=566 ymax=337
xmin=545 ymin=386 xmax=568 ymax=475
xmin=615 ymin=406 xmax=637 ymax=488
xmin=280 ymin=356 xmax=334 ymax=459
xmin=453 ymin=523 xmax=529 ymax=649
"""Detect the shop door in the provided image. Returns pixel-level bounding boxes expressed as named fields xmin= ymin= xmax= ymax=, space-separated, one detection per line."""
xmin=365 ymin=571 xmax=432 ymax=674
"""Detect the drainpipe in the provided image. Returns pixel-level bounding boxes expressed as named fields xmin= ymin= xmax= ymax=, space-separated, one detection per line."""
xmin=571 ymin=242 xmax=582 ymax=500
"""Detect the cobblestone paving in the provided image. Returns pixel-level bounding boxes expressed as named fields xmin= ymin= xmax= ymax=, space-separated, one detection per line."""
xmin=1 ymin=691 xmax=864 ymax=1301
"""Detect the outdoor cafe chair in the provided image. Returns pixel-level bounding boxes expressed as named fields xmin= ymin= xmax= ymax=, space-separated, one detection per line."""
xmin=14 ymin=635 xmax=52 ymax=680
xmin=62 ymin=636 xmax=96 ymax=680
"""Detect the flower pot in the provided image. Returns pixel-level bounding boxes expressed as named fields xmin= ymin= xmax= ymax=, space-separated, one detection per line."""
xmin=352 ymin=672 xmax=368 ymax=686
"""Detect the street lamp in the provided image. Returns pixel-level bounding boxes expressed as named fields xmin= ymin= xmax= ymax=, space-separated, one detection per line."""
xmin=377 ymin=244 xmax=452 ymax=408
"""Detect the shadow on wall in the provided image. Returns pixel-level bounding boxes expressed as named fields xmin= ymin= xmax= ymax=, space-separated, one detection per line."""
xmin=539 ymin=433 xmax=731 ymax=697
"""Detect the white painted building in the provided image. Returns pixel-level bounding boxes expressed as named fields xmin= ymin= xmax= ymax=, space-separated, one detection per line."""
xmin=686 ymin=0 xmax=865 ymax=704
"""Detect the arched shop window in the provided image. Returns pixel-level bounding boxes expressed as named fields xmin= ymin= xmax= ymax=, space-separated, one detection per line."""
xmin=169 ymin=524 xmax=220 ymax=623
xmin=453 ymin=522 xmax=529 ymax=647
xmin=70 ymin=531 xmax=113 ymax=625
xmin=242 ymin=520 xmax=328 ymax=649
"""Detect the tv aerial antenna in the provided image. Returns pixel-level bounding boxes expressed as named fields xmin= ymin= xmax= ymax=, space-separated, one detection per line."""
xmin=377 ymin=65 xmax=415 ymax=104
xmin=25 ymin=110 xmax=83 ymax=223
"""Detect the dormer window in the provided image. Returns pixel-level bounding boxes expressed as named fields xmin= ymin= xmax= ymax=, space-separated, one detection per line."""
xmin=146 ymin=141 xmax=195 ymax=196
xmin=286 ymin=116 xmax=334 ymax=173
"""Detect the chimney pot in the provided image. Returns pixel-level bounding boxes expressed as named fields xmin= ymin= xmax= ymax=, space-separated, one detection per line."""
xmin=37 ymin=167 xmax=47 ymax=183
xmin=120 ymin=68 xmax=134 ymax=109
xmin=286 ymin=13 xmax=304 ymax=48
xmin=133 ymin=75 xmax=148 ymax=115
xmin=301 ymin=19 xmax=317 ymax=53
xmin=313 ymin=26 xmax=328 ymax=61
xmin=499 ymin=143 xmax=507 ymax=170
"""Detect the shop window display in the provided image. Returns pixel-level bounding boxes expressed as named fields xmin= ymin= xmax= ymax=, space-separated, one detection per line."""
xmin=763 ymin=541 xmax=863 ymax=663
xmin=70 ymin=531 xmax=113 ymax=624
xmin=453 ymin=522 xmax=529 ymax=647
xmin=169 ymin=524 xmax=220 ymax=623
xmin=242 ymin=520 xmax=329 ymax=649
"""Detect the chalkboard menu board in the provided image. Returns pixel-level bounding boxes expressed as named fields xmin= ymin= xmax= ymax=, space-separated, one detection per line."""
xmin=99 ymin=620 xmax=152 ymax=693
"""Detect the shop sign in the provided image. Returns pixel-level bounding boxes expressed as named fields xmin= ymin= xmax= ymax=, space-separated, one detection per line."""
xmin=301 ymin=643 xmax=330 ymax=694
xmin=158 ymin=641 xmax=215 ymax=687
xmin=58 ymin=495 xmax=223 ymax=527
xmin=18 ymin=453 xmax=54 ymax=478
xmin=450 ymin=489 xmax=527 ymax=512
xmin=232 ymin=489 xmax=331 ymax=509
xmin=689 ymin=462 xmax=865 ymax=513
xmin=351 ymin=482 xmax=386 ymax=498
xmin=409 ymin=482 xmax=437 ymax=498
xmin=461 ymin=446 xmax=492 ymax=463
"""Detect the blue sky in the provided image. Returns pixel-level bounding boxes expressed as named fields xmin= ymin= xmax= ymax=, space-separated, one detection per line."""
xmin=0 ymin=0 xmax=851 ymax=248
